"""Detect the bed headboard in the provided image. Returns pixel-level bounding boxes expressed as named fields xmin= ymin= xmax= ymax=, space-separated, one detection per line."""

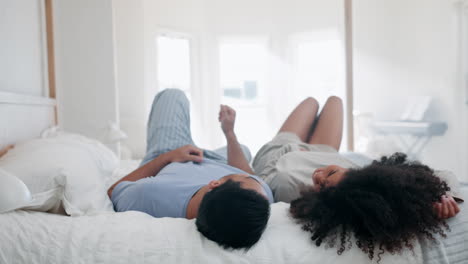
xmin=0 ymin=92 xmax=56 ymax=148
xmin=0 ymin=0 xmax=57 ymax=148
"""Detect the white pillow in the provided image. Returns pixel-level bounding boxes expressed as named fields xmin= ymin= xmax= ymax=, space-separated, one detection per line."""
xmin=0 ymin=168 xmax=32 ymax=213
xmin=0 ymin=133 xmax=118 ymax=216
xmin=0 ymin=153 xmax=65 ymax=214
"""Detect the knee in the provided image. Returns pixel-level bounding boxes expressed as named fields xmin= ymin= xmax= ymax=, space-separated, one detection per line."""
xmin=158 ymin=88 xmax=187 ymax=98
xmin=155 ymin=88 xmax=189 ymax=103
xmin=303 ymin=97 xmax=319 ymax=109
xmin=326 ymin=96 xmax=343 ymax=106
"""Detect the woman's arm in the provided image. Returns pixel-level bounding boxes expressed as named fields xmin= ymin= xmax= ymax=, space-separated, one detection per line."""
xmin=219 ymin=105 xmax=254 ymax=175
xmin=0 ymin=144 xmax=14 ymax=158
xmin=107 ymin=145 xmax=203 ymax=197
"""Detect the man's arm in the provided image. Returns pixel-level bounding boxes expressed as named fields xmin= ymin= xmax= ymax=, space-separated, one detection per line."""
xmin=219 ymin=105 xmax=254 ymax=175
xmin=107 ymin=145 xmax=203 ymax=198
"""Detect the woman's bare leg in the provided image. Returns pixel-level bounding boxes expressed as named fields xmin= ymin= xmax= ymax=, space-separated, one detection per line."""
xmin=278 ymin=97 xmax=319 ymax=142
xmin=308 ymin=96 xmax=343 ymax=150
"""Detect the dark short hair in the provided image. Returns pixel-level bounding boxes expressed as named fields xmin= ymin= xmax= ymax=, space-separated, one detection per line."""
xmin=290 ymin=153 xmax=450 ymax=263
xmin=196 ymin=179 xmax=270 ymax=249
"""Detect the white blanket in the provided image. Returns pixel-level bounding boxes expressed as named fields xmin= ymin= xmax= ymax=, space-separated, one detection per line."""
xmin=0 ymin=202 xmax=421 ymax=264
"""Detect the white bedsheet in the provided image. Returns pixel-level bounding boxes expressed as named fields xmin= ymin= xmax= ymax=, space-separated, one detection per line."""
xmin=0 ymin=203 xmax=421 ymax=264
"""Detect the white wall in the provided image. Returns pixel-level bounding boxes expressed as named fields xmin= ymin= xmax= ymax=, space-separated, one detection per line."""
xmin=461 ymin=0 xmax=468 ymax=182
xmin=354 ymin=0 xmax=467 ymax=179
xmin=53 ymin=0 xmax=119 ymax=148
xmin=112 ymin=0 xmax=146 ymax=158
xmin=0 ymin=0 xmax=47 ymax=96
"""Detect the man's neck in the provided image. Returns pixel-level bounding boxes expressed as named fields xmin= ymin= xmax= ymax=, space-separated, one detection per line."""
xmin=185 ymin=186 xmax=208 ymax=219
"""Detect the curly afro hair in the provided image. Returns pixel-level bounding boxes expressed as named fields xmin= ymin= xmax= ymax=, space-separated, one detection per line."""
xmin=290 ymin=152 xmax=450 ymax=262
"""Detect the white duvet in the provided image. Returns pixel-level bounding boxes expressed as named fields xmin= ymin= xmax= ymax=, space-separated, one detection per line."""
xmin=0 ymin=202 xmax=421 ymax=264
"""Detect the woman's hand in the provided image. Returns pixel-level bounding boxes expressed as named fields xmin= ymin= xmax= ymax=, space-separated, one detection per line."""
xmin=165 ymin=145 xmax=203 ymax=163
xmin=434 ymin=195 xmax=460 ymax=219
xmin=219 ymin=104 xmax=236 ymax=136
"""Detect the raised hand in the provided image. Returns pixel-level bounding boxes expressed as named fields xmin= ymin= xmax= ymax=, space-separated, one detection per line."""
xmin=219 ymin=104 xmax=236 ymax=136
xmin=166 ymin=145 xmax=203 ymax=163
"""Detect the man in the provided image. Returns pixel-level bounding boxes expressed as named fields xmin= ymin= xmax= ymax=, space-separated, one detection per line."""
xmin=108 ymin=89 xmax=273 ymax=249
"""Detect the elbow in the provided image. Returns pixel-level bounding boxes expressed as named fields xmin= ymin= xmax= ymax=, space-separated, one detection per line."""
xmin=107 ymin=187 xmax=113 ymax=199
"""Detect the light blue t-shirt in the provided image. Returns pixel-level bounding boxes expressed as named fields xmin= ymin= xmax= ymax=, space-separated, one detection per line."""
xmin=111 ymin=159 xmax=274 ymax=218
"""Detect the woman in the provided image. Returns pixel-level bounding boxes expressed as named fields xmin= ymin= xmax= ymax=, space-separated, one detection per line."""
xmin=252 ymin=96 xmax=462 ymax=261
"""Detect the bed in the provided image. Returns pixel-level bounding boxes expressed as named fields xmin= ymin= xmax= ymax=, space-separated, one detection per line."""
xmin=0 ymin=158 xmax=467 ymax=264
xmin=0 ymin=93 xmax=467 ymax=264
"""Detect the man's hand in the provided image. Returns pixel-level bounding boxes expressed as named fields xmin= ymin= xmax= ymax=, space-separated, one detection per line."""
xmin=218 ymin=104 xmax=254 ymax=174
xmin=108 ymin=144 xmax=203 ymax=198
xmin=434 ymin=195 xmax=460 ymax=219
xmin=219 ymin=104 xmax=236 ymax=136
xmin=165 ymin=145 xmax=203 ymax=163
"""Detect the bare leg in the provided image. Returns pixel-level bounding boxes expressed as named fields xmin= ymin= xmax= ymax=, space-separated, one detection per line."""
xmin=278 ymin=97 xmax=319 ymax=142
xmin=308 ymin=96 xmax=343 ymax=150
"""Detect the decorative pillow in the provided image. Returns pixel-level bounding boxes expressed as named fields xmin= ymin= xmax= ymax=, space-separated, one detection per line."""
xmin=0 ymin=131 xmax=118 ymax=216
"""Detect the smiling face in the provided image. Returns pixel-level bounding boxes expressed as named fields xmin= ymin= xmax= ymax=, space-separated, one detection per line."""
xmin=312 ymin=165 xmax=349 ymax=191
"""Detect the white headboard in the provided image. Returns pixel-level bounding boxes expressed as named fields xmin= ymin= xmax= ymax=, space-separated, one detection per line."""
xmin=0 ymin=0 xmax=57 ymax=148
xmin=0 ymin=92 xmax=56 ymax=148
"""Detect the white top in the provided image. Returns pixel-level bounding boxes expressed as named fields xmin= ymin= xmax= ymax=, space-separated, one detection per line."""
xmin=269 ymin=151 xmax=358 ymax=202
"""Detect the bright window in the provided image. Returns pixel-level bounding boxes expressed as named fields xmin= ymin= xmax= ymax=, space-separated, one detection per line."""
xmin=219 ymin=39 xmax=267 ymax=105
xmin=156 ymin=34 xmax=192 ymax=97
xmin=292 ymin=34 xmax=344 ymax=105
xmin=218 ymin=38 xmax=272 ymax=154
